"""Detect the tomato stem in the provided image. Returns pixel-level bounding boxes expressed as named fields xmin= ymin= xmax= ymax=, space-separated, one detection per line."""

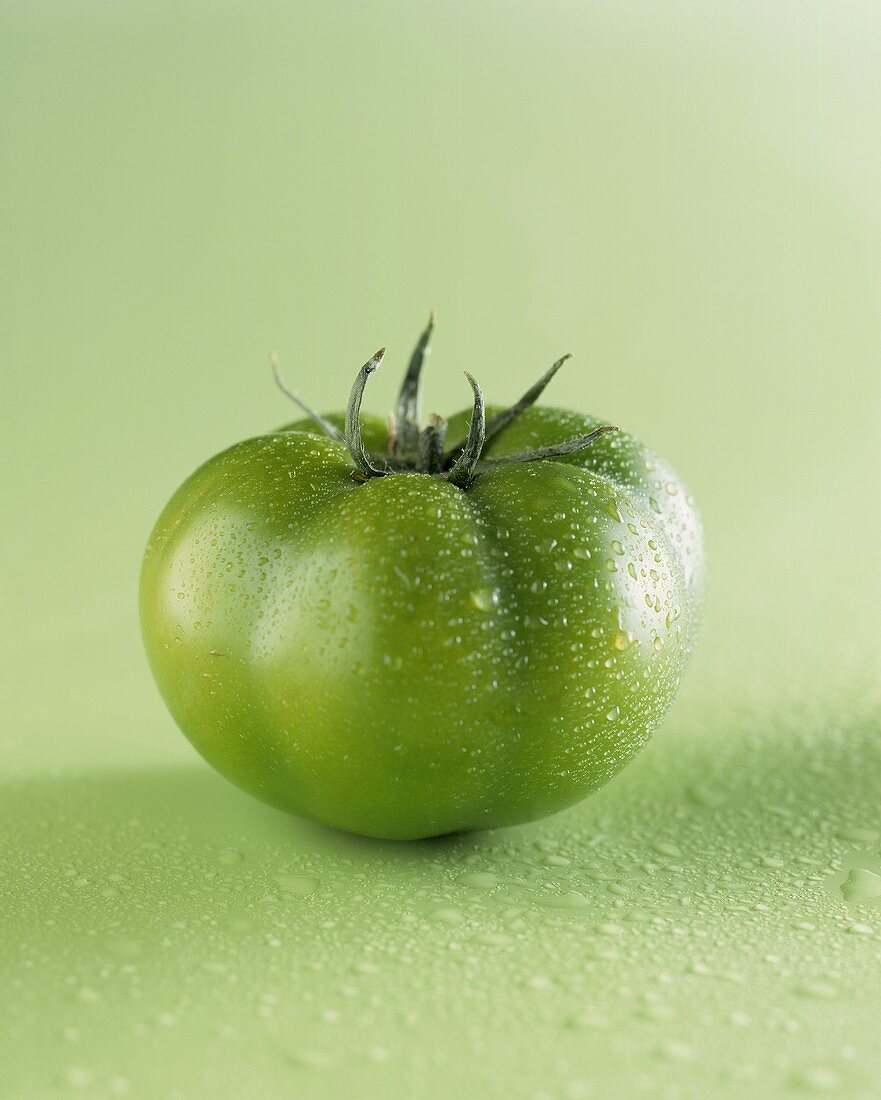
xmin=275 ymin=318 xmax=617 ymax=488
xmin=271 ymin=353 xmax=347 ymax=444
xmin=394 ymin=310 xmax=435 ymax=464
xmin=446 ymin=374 xmax=487 ymax=487
xmin=419 ymin=413 xmax=447 ymax=474
xmin=345 ymin=348 xmax=388 ymax=478
xmin=444 ymin=353 xmax=571 ymax=465
xmin=474 ymin=424 xmax=619 ymax=474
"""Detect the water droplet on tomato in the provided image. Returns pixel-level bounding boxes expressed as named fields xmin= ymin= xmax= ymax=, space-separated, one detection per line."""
xmin=469 ymin=587 xmax=499 ymax=612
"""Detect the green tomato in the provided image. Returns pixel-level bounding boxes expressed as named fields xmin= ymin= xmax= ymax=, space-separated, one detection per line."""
xmin=140 ymin=321 xmax=703 ymax=839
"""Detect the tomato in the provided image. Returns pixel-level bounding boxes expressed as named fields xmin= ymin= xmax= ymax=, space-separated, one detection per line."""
xmin=140 ymin=318 xmax=703 ymax=839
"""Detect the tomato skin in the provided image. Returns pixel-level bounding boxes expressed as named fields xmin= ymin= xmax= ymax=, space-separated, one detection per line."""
xmin=141 ymin=405 xmax=699 ymax=839
xmin=292 ymin=405 xmax=704 ymax=637
xmin=447 ymin=405 xmax=705 ymax=645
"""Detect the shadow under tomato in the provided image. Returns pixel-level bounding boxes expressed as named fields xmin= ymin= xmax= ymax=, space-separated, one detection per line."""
xmin=4 ymin=698 xmax=879 ymax=881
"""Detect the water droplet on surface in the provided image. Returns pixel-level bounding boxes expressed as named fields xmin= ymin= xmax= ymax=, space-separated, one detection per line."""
xmin=840 ymin=869 xmax=881 ymax=903
xmin=792 ymin=1065 xmax=843 ymax=1092
xmin=274 ymin=873 xmax=318 ymax=897
xmin=65 ymin=1066 xmax=94 ymax=1088
xmin=459 ymin=872 xmax=500 ymax=890
xmin=794 ymin=980 xmax=839 ymax=1000
xmin=428 ymin=907 xmax=465 ymax=924
xmin=836 ymin=826 xmax=879 ymax=844
xmin=658 ymin=1040 xmax=697 ymax=1062
xmin=847 ymin=922 xmax=874 ymax=936
xmin=688 ymin=783 xmax=728 ymax=808
xmin=474 ymin=931 xmax=513 ymax=946
xmin=567 ymin=1010 xmax=610 ymax=1029
xmin=650 ymin=841 xmax=682 ymax=859
xmin=536 ymin=892 xmax=590 ymax=909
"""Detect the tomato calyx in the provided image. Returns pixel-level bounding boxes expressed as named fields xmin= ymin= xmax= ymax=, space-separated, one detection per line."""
xmin=273 ymin=315 xmax=618 ymax=489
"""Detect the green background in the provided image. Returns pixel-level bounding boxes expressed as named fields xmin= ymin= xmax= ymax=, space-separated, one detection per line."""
xmin=2 ymin=2 xmax=880 ymax=1096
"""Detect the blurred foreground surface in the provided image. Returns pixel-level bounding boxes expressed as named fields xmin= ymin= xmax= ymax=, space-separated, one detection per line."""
xmin=3 ymin=1 xmax=881 ymax=1096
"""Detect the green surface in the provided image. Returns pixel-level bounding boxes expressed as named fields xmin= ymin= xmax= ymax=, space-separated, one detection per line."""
xmin=2 ymin=1 xmax=880 ymax=1097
